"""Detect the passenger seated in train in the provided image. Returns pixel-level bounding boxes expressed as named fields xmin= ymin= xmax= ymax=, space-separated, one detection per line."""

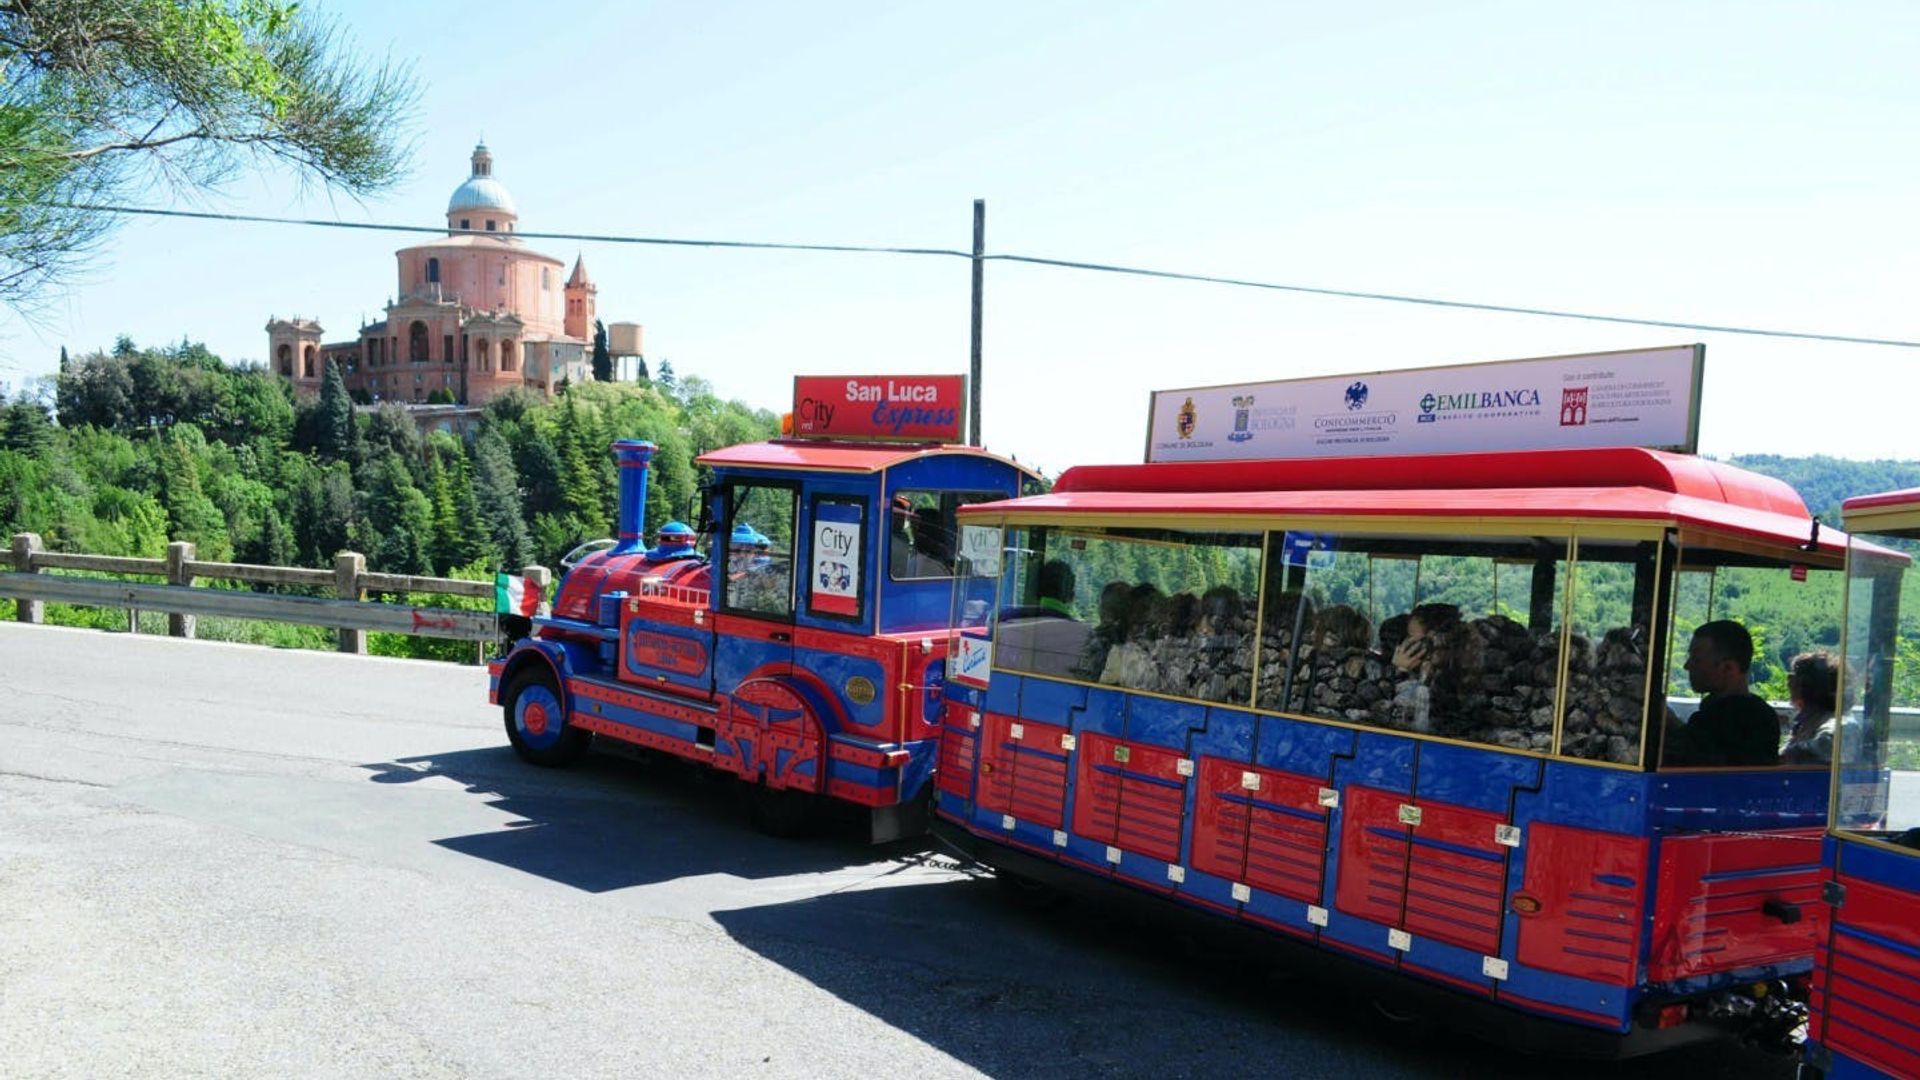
xmin=1663 ymin=620 xmax=1780 ymax=767
xmin=1780 ymin=649 xmax=1851 ymax=765
xmin=1092 ymin=581 xmax=1254 ymax=704
xmin=997 ymin=559 xmax=1091 ymax=678
xmin=1071 ymin=581 xmax=1134 ymax=681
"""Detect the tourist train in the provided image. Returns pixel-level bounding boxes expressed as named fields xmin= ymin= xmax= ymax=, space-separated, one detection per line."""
xmin=1799 ymin=489 xmax=1920 ymax=1080
xmin=490 ymin=353 xmax=1914 ymax=1065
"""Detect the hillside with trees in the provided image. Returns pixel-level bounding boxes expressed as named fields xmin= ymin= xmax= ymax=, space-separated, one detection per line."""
xmin=0 ymin=337 xmax=776 ymax=658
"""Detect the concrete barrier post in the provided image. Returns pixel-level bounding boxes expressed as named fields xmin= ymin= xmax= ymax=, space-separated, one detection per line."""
xmin=166 ymin=541 xmax=196 ymax=638
xmin=335 ymin=551 xmax=366 ymax=654
xmin=523 ymin=565 xmax=552 ymax=616
xmin=10 ymin=532 xmax=42 ymax=624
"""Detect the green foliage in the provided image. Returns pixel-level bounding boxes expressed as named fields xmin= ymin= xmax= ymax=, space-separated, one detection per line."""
xmin=0 ymin=0 xmax=418 ymax=311
xmin=0 ymin=343 xmax=742 ymax=665
xmin=317 ymin=358 xmax=356 ymax=462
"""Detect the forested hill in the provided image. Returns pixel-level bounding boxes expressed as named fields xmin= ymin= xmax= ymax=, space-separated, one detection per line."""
xmin=0 ymin=337 xmax=778 ymax=583
xmin=1726 ymin=454 xmax=1920 ymax=525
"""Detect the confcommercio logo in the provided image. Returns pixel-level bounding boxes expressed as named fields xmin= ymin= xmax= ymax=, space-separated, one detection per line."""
xmin=1416 ymin=387 xmax=1543 ymax=423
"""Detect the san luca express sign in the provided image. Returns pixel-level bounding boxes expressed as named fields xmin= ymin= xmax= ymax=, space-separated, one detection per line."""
xmin=792 ymin=374 xmax=965 ymax=442
xmin=1147 ymin=344 xmax=1705 ymax=463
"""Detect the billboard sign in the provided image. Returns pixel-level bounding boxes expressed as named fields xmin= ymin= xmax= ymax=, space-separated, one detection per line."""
xmin=1145 ymin=345 xmax=1704 ymax=463
xmin=792 ymin=375 xmax=965 ymax=442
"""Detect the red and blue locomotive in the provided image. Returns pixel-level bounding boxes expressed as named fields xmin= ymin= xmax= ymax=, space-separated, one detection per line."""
xmin=489 ymin=379 xmax=1034 ymax=840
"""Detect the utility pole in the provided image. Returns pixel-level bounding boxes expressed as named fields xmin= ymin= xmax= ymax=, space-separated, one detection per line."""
xmin=969 ymin=198 xmax=985 ymax=447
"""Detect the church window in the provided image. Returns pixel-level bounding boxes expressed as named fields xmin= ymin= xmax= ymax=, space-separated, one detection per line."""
xmin=427 ymin=257 xmax=440 ymax=284
xmin=542 ymin=267 xmax=550 ymax=290
xmin=409 ymin=320 xmax=429 ymax=362
xmin=277 ymin=343 xmax=292 ymax=377
xmin=486 ymin=220 xmax=496 ymax=232
xmin=501 ymin=341 xmax=516 ymax=373
xmin=443 ymin=334 xmax=454 ymax=363
xmin=460 ymin=218 xmax=470 ymax=231
xmin=303 ymin=345 xmax=316 ymax=379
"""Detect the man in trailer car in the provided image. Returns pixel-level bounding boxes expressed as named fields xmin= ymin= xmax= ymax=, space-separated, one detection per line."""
xmin=1665 ymin=619 xmax=1779 ymax=767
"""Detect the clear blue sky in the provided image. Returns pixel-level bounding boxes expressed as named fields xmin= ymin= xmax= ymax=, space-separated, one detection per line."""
xmin=2 ymin=0 xmax=1915 ymax=474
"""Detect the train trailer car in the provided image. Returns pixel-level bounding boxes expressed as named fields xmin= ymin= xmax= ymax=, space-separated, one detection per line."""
xmin=932 ymin=447 xmax=1845 ymax=1057
xmin=490 ymin=435 xmax=1035 ymax=839
xmin=1802 ymin=489 xmax=1920 ymax=1080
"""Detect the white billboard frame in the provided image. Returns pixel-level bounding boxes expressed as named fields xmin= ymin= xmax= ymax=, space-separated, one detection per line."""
xmin=1145 ymin=344 xmax=1705 ymax=463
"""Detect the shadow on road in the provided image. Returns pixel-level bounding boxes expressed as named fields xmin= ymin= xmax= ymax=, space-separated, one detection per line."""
xmin=358 ymin=744 xmax=915 ymax=893
xmin=710 ymin=877 xmax=1800 ymax=1080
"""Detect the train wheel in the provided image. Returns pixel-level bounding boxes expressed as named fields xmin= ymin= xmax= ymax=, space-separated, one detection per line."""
xmin=503 ymin=667 xmax=589 ymax=767
xmin=748 ymin=783 xmax=817 ymax=838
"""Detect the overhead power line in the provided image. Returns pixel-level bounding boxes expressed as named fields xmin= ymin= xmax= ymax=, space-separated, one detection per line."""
xmin=60 ymin=202 xmax=1920 ymax=350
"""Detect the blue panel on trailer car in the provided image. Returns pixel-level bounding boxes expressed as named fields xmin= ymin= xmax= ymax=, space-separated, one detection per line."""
xmin=1123 ymin=693 xmax=1208 ymax=749
xmin=1071 ymin=684 xmax=1128 ymax=737
xmin=1496 ymin=960 xmax=1631 ymax=1033
xmin=1018 ymin=676 xmax=1089 ymax=728
xmin=984 ymin=670 xmax=1022 ymax=715
xmin=1518 ymin=762 xmax=1649 ymax=834
xmin=1188 ymin=704 xmax=1256 ymax=762
xmin=1414 ymin=741 xmax=1543 ymax=814
xmin=1334 ymin=730 xmax=1417 ymax=792
xmin=1395 ymin=929 xmax=1497 ymax=1000
xmin=1254 ymin=714 xmax=1361 ymax=777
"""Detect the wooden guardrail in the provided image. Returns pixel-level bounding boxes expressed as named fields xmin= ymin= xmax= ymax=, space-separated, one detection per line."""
xmin=2 ymin=532 xmax=551 ymax=655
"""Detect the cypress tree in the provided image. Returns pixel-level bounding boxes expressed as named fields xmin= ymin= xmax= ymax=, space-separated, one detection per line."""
xmin=473 ymin=429 xmax=532 ymax=569
xmin=318 ymin=359 xmax=355 ymax=462
xmin=591 ymin=319 xmax=612 ymax=382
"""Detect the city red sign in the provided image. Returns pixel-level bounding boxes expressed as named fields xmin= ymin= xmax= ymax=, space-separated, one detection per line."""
xmin=791 ymin=375 xmax=965 ymax=442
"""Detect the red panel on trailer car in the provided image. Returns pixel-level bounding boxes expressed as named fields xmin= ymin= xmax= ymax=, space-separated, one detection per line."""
xmin=1191 ymin=758 xmax=1330 ymax=904
xmin=1334 ymin=785 xmax=1412 ymax=929
xmin=1401 ymin=800 xmax=1508 ymax=956
xmin=1073 ymin=733 xmax=1187 ymax=864
xmin=1648 ymin=829 xmax=1825 ymax=983
xmin=1515 ymin=823 xmax=1647 ymax=986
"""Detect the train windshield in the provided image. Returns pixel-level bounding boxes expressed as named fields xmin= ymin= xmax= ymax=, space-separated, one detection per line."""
xmin=1838 ymin=536 xmax=1916 ymax=838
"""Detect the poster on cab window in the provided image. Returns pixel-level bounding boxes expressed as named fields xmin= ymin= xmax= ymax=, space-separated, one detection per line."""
xmin=810 ymin=511 xmax=862 ymax=617
xmin=1146 ymin=345 xmax=1703 ymax=463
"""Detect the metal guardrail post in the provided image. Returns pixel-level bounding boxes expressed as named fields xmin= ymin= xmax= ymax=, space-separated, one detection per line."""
xmin=335 ymin=551 xmax=366 ymax=653
xmin=166 ymin=541 xmax=196 ymax=638
xmin=11 ymin=533 xmax=42 ymax=624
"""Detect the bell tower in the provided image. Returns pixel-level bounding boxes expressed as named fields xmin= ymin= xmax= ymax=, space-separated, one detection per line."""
xmin=564 ymin=255 xmax=597 ymax=341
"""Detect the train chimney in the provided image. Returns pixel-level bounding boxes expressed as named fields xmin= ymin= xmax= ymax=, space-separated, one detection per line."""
xmin=610 ymin=439 xmax=656 ymax=555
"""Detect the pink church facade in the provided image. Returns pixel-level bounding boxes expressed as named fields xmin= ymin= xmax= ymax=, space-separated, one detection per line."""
xmin=266 ymin=143 xmax=599 ymax=405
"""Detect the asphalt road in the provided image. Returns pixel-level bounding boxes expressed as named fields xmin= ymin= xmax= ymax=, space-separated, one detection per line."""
xmin=0 ymin=623 xmax=1803 ymax=1079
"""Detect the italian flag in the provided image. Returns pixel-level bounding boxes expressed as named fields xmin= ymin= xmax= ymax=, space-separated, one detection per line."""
xmin=494 ymin=573 xmax=543 ymax=616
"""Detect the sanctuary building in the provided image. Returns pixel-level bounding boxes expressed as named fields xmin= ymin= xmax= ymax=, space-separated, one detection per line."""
xmin=266 ymin=143 xmax=632 ymax=405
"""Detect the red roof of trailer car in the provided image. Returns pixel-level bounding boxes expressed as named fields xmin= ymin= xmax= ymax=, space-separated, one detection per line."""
xmin=962 ymin=447 xmax=1842 ymax=551
xmin=697 ymin=439 xmax=1039 ymax=478
xmin=1842 ymin=487 xmax=1920 ymax=513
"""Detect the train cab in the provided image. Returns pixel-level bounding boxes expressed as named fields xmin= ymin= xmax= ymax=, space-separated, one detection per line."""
xmin=492 ymin=430 xmax=1036 ymax=840
xmin=1803 ymin=490 xmax=1920 ymax=1080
